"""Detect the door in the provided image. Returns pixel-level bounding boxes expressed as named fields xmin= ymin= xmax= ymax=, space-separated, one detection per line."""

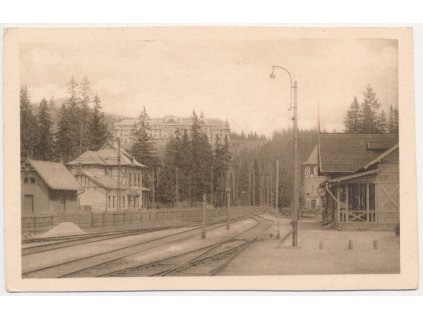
xmin=23 ymin=195 xmax=34 ymax=213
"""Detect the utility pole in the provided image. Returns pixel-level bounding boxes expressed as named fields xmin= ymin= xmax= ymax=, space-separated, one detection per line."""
xmin=152 ymin=169 xmax=155 ymax=210
xmin=117 ymin=137 xmax=121 ymax=214
xmin=248 ymin=167 xmax=251 ymax=206
xmin=270 ymin=65 xmax=299 ymax=247
xmin=270 ymin=164 xmax=273 ymax=207
xmin=175 ymin=167 xmax=179 ymax=208
xmin=226 ymin=189 xmax=230 ymax=230
xmin=201 ymin=193 xmax=206 ymax=239
xmin=252 ymin=167 xmax=256 ymax=207
xmin=210 ymin=166 xmax=214 ymax=206
xmin=292 ymin=81 xmax=299 ymax=247
xmin=276 ymin=160 xmax=279 ymax=211
xmin=259 ymin=164 xmax=263 ymax=207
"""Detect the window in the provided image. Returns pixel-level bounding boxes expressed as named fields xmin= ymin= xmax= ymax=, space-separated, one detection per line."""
xmin=23 ymin=176 xmax=36 ymax=184
xmin=23 ymin=195 xmax=34 ymax=213
xmin=347 ymin=183 xmax=375 ymax=211
xmin=113 ymin=196 xmax=115 ymax=208
xmin=108 ymin=195 xmax=111 ymax=208
xmin=305 ymin=167 xmax=311 ymax=177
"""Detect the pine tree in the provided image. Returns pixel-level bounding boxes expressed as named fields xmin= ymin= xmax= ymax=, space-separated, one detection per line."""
xmin=343 ymin=97 xmax=361 ymax=133
xmin=87 ymin=94 xmax=110 ymax=150
xmin=20 ymin=87 xmax=39 ymax=159
xmin=35 ymin=98 xmax=54 ymax=160
xmin=360 ymin=85 xmax=381 ymax=133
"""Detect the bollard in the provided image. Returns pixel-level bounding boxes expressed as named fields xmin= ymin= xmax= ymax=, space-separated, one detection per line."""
xmin=348 ymin=240 xmax=353 ymax=250
xmin=373 ymin=240 xmax=378 ymax=249
xmin=319 ymin=241 xmax=323 ymax=250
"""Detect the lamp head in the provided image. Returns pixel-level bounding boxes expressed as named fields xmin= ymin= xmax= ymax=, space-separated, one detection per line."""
xmin=269 ymin=68 xmax=276 ymax=79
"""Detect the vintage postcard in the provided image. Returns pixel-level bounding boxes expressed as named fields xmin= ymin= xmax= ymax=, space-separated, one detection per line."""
xmin=3 ymin=27 xmax=418 ymax=291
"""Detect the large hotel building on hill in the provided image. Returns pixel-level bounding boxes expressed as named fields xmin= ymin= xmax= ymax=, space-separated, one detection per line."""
xmin=112 ymin=114 xmax=231 ymax=150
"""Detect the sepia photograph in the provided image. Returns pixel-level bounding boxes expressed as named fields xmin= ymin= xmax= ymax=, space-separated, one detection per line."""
xmin=3 ymin=27 xmax=418 ymax=291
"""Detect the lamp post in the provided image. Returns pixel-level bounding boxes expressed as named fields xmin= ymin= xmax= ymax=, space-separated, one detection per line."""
xmin=270 ymin=65 xmax=299 ymax=247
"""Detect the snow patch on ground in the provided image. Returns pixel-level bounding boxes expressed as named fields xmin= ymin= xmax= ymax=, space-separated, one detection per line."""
xmin=35 ymin=222 xmax=85 ymax=238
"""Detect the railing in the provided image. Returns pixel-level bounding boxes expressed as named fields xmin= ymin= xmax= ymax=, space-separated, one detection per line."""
xmin=339 ymin=210 xmax=377 ymax=223
xmin=21 ymin=206 xmax=264 ymax=236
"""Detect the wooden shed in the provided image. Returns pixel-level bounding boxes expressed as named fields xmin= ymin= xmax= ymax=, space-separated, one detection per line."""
xmin=21 ymin=159 xmax=81 ymax=216
xmin=317 ymin=134 xmax=399 ymax=230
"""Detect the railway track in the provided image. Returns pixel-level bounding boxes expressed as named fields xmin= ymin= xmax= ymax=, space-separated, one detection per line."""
xmin=98 ymin=216 xmax=273 ymax=277
xmin=22 ymin=213 xmax=260 ymax=256
xmin=22 ymin=226 xmax=193 ymax=256
xmin=22 ymin=214 xmax=260 ymax=278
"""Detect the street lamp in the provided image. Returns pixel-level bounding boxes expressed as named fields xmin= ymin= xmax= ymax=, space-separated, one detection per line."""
xmin=270 ymin=65 xmax=299 ymax=247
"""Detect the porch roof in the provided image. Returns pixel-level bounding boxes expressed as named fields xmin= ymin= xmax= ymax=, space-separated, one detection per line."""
xmin=327 ymin=169 xmax=378 ymax=184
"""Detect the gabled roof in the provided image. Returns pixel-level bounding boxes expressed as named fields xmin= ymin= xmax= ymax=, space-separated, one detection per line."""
xmin=318 ymin=134 xmax=398 ymax=174
xmin=24 ymin=160 xmax=81 ymax=191
xmin=80 ymin=170 xmax=128 ymax=190
xmin=302 ymin=145 xmax=318 ymax=165
xmin=67 ymin=142 xmax=146 ymax=168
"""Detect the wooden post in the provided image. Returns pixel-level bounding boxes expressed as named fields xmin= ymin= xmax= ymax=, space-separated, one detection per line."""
xmin=226 ymin=190 xmax=230 ymax=230
xmin=336 ymin=186 xmax=340 ymax=223
xmin=276 ymin=160 xmax=279 ymax=211
xmin=201 ymin=193 xmax=206 ymax=239
xmin=366 ymin=183 xmax=370 ymax=222
xmin=345 ymin=184 xmax=349 ymax=223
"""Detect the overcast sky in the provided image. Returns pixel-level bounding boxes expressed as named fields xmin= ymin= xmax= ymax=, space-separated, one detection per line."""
xmin=20 ymin=38 xmax=398 ymax=136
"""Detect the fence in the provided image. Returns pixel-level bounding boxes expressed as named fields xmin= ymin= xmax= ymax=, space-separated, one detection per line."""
xmin=21 ymin=206 xmax=264 ymax=236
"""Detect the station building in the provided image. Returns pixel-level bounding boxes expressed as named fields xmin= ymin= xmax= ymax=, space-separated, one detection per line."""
xmin=317 ymin=134 xmax=399 ymax=230
xmin=67 ymin=142 xmax=149 ymax=213
xmin=21 ymin=159 xmax=81 ymax=216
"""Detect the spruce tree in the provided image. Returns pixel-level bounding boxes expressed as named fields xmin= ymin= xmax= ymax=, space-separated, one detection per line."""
xmin=87 ymin=94 xmax=110 ymax=150
xmin=20 ymin=87 xmax=39 ymax=159
xmin=131 ymin=107 xmax=159 ymax=170
xmin=343 ymin=97 xmax=361 ymax=133
xmin=55 ymin=77 xmax=81 ymax=161
xmin=377 ymin=109 xmax=388 ymax=134
xmin=78 ymin=75 xmax=92 ymax=152
xmin=35 ymin=98 xmax=54 ymax=160
xmin=359 ymin=85 xmax=381 ymax=133
xmin=178 ymin=129 xmax=192 ymax=204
